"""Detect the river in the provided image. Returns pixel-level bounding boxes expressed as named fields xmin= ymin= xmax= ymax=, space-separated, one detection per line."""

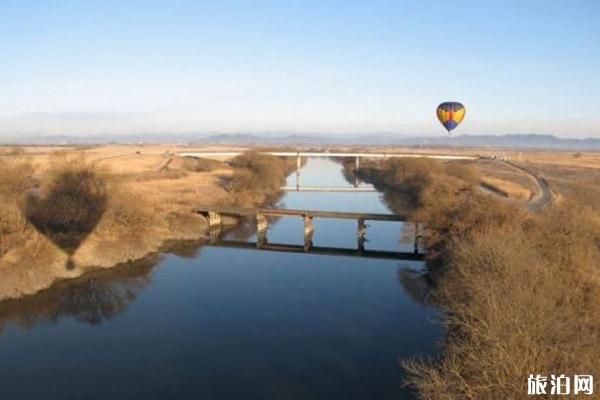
xmin=0 ymin=158 xmax=441 ymax=400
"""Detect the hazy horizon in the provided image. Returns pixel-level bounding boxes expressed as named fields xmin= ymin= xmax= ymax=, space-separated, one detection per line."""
xmin=2 ymin=1 xmax=599 ymax=138
xmin=2 ymin=130 xmax=600 ymax=144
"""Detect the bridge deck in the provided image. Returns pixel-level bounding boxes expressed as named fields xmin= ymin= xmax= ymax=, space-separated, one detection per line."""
xmin=194 ymin=207 xmax=409 ymax=221
xmin=281 ymin=186 xmax=377 ymax=192
xmin=179 ymin=151 xmax=478 ymax=160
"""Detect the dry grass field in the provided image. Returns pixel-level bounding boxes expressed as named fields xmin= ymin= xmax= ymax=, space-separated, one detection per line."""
xmin=390 ymin=147 xmax=600 ymax=206
xmin=0 ymin=144 xmax=292 ymax=300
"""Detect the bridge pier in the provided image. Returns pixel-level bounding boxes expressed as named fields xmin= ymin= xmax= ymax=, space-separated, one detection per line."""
xmin=257 ymin=231 xmax=268 ymax=248
xmin=256 ymin=213 xmax=268 ymax=248
xmin=256 ymin=213 xmax=268 ymax=233
xmin=354 ymin=156 xmax=360 ymax=188
xmin=208 ymin=227 xmax=222 ymax=244
xmin=303 ymin=215 xmax=314 ymax=235
xmin=304 ymin=231 xmax=314 ymax=251
xmin=303 ymin=215 xmax=314 ymax=251
xmin=296 ymin=152 xmax=301 ymax=190
xmin=414 ymin=222 xmax=421 ymax=255
xmin=207 ymin=211 xmax=221 ymax=228
xmin=357 ymin=218 xmax=367 ymax=251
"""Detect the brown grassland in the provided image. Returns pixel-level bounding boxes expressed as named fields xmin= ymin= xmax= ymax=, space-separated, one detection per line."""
xmin=348 ymin=153 xmax=600 ymax=399
xmin=0 ymin=145 xmax=293 ymax=300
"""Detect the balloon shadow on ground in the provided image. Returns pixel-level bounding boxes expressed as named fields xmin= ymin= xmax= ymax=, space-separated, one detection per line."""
xmin=22 ymin=168 xmax=108 ymax=269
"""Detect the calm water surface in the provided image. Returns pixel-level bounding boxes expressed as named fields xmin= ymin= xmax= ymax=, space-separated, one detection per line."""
xmin=0 ymin=158 xmax=441 ymax=400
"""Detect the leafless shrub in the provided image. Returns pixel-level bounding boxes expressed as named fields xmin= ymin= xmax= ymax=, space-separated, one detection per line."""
xmin=227 ymin=151 xmax=292 ymax=206
xmin=403 ymin=204 xmax=600 ymax=399
xmin=444 ymin=161 xmax=480 ymax=183
xmin=0 ymin=159 xmax=36 ymax=257
xmin=181 ymin=157 xmax=223 ymax=172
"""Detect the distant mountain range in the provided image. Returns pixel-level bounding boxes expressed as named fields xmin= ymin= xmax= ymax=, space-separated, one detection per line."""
xmin=203 ymin=133 xmax=600 ymax=150
xmin=1 ymin=133 xmax=599 ymax=150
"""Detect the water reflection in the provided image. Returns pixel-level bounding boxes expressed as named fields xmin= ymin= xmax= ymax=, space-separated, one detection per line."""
xmin=0 ymin=240 xmax=434 ymax=336
xmin=398 ymin=268 xmax=435 ymax=307
xmin=160 ymin=239 xmax=206 ymax=259
xmin=0 ymin=256 xmax=160 ymax=332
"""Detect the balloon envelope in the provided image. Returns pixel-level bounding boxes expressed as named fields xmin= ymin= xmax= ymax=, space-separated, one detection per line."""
xmin=437 ymin=102 xmax=465 ymax=133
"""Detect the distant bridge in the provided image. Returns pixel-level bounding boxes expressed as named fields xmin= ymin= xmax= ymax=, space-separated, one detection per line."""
xmin=180 ymin=151 xmax=478 ymax=190
xmin=194 ymin=207 xmax=422 ymax=261
xmin=178 ymin=151 xmax=478 ymax=161
xmin=281 ymin=186 xmax=377 ymax=192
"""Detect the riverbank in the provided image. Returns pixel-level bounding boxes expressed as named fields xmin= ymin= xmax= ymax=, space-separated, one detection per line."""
xmin=344 ymin=157 xmax=600 ymax=399
xmin=0 ymin=146 xmax=294 ymax=300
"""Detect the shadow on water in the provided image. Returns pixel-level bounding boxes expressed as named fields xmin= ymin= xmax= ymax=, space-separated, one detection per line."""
xmin=0 ymin=256 xmax=159 ymax=333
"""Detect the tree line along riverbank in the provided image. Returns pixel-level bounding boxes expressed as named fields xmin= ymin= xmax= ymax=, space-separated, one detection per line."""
xmin=343 ymin=157 xmax=600 ymax=399
xmin=0 ymin=150 xmax=295 ymax=300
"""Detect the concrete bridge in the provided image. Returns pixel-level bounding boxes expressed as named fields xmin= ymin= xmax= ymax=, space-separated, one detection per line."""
xmin=281 ymin=186 xmax=377 ymax=192
xmin=194 ymin=207 xmax=422 ymax=260
xmin=178 ymin=151 xmax=477 ymax=161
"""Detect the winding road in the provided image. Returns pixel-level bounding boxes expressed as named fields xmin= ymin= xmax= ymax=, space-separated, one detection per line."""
xmin=497 ymin=159 xmax=554 ymax=212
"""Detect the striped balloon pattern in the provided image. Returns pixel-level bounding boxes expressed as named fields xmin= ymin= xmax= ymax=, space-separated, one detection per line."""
xmin=436 ymin=102 xmax=465 ymax=133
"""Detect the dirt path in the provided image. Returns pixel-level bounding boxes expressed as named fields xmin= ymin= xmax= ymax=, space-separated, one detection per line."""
xmin=499 ymin=159 xmax=553 ymax=212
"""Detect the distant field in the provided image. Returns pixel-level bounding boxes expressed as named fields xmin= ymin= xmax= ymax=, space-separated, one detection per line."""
xmin=0 ymin=144 xmax=239 ymax=210
xmin=359 ymin=146 xmax=599 ymax=203
xmin=0 ymin=144 xmax=245 ymax=170
xmin=1 ymin=144 xmax=598 ymax=206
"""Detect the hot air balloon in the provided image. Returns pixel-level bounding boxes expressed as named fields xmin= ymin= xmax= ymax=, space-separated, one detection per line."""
xmin=436 ymin=102 xmax=465 ymax=134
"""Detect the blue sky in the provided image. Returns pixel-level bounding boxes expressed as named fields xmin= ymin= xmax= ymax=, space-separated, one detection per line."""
xmin=1 ymin=0 xmax=599 ymax=137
